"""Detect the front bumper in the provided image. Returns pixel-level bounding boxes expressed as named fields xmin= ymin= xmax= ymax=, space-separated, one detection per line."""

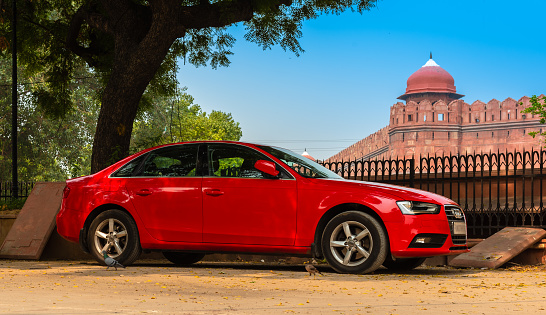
xmin=387 ymin=204 xmax=469 ymax=258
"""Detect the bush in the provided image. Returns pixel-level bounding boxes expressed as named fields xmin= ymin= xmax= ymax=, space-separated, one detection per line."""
xmin=0 ymin=198 xmax=27 ymax=211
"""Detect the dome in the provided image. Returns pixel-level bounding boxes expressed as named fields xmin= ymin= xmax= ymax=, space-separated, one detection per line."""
xmin=398 ymin=58 xmax=463 ymax=100
xmin=302 ymin=149 xmax=315 ymax=161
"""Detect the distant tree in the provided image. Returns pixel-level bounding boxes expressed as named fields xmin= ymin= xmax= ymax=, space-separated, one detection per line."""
xmin=130 ymin=90 xmax=242 ymax=153
xmin=0 ymin=0 xmax=378 ymax=173
xmin=521 ymin=95 xmax=546 ymax=142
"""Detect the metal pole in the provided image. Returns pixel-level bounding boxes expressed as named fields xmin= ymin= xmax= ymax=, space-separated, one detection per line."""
xmin=11 ymin=0 xmax=18 ymax=199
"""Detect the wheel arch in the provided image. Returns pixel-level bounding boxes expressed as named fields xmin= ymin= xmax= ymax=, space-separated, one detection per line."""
xmin=312 ymin=203 xmax=389 ymax=259
xmin=80 ymin=204 xmax=135 ymax=252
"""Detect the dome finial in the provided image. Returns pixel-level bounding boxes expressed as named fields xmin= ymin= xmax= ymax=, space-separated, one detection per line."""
xmin=430 ymin=52 xmax=432 ymax=59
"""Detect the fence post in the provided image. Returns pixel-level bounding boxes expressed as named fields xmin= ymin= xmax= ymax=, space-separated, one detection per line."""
xmin=409 ymin=158 xmax=415 ymax=188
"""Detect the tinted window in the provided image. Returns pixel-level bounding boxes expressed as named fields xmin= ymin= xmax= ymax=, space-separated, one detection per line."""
xmin=258 ymin=145 xmax=342 ymax=179
xmin=111 ymin=154 xmax=147 ymax=177
xmin=208 ymin=144 xmax=274 ymax=179
xmin=136 ymin=145 xmax=198 ymax=177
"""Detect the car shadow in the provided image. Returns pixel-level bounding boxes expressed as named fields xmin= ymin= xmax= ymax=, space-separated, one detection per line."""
xmin=128 ymin=259 xmax=483 ymax=277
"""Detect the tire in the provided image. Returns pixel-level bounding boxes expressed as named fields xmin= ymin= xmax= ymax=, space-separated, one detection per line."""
xmin=162 ymin=252 xmax=206 ymax=266
xmin=321 ymin=211 xmax=388 ymax=274
xmin=87 ymin=210 xmax=141 ymax=266
xmin=382 ymin=256 xmax=426 ymax=271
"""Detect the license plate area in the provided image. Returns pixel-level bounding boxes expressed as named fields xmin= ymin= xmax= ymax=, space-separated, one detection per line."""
xmin=451 ymin=221 xmax=467 ymax=235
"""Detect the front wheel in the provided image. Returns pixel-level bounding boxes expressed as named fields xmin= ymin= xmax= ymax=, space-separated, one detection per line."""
xmin=87 ymin=210 xmax=141 ymax=266
xmin=321 ymin=211 xmax=388 ymax=274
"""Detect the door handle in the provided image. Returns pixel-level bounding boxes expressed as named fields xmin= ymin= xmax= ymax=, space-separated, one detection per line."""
xmin=136 ymin=189 xmax=152 ymax=196
xmin=204 ymin=189 xmax=224 ymax=196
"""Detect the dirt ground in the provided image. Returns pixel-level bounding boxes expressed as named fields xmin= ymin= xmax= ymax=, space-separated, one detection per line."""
xmin=0 ymin=259 xmax=545 ymax=314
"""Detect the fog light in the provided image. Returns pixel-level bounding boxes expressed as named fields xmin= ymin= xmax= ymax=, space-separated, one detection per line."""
xmin=409 ymin=234 xmax=448 ymax=248
xmin=415 ymin=237 xmax=432 ymax=244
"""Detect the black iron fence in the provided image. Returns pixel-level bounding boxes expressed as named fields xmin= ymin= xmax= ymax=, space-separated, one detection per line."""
xmin=0 ymin=181 xmax=34 ymax=202
xmin=322 ymin=149 xmax=546 ymax=238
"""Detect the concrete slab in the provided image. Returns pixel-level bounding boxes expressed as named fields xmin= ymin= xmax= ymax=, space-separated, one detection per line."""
xmin=0 ymin=182 xmax=66 ymax=259
xmin=449 ymin=227 xmax=546 ymax=269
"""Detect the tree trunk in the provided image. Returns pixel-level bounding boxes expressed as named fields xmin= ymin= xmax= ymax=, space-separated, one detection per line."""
xmin=90 ymin=77 xmax=140 ymax=173
xmin=90 ymin=3 xmax=180 ymax=173
xmin=85 ymin=0 xmax=258 ymax=173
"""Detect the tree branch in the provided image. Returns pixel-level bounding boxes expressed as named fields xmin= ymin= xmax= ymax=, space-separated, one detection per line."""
xmin=177 ymin=0 xmax=292 ymax=30
xmin=66 ymin=6 xmax=113 ymax=67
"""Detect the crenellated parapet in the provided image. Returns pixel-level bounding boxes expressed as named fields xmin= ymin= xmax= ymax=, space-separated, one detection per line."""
xmin=328 ymin=95 xmax=544 ymax=162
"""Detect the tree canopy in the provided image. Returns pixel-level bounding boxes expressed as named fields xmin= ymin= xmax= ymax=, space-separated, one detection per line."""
xmin=522 ymin=95 xmax=546 ymax=142
xmin=0 ymin=59 xmax=100 ymax=182
xmin=130 ymin=90 xmax=242 ymax=153
xmin=0 ymin=59 xmax=241 ymax=182
xmin=1 ymin=0 xmax=378 ymax=173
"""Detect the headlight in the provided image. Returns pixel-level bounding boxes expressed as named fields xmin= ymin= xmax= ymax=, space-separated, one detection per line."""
xmin=396 ymin=201 xmax=441 ymax=215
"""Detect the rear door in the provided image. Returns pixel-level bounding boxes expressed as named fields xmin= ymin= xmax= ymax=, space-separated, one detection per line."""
xmin=124 ymin=144 xmax=202 ymax=242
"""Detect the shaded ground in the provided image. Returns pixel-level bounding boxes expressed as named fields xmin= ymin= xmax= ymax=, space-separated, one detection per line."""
xmin=0 ymin=260 xmax=545 ymax=314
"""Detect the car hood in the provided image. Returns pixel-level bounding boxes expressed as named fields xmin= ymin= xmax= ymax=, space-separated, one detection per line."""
xmin=307 ymin=178 xmax=457 ymax=205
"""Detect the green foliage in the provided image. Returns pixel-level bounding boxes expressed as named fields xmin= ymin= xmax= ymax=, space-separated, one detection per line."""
xmin=0 ymin=59 xmax=99 ymax=182
xmin=243 ymin=0 xmax=376 ymax=56
xmin=0 ymin=198 xmax=26 ymax=211
xmin=215 ymin=157 xmax=244 ymax=177
xmin=0 ymin=0 xmax=85 ymax=118
xmin=1 ymin=0 xmax=377 ymax=172
xmin=1 ymin=59 xmax=241 ymax=180
xmin=0 ymin=0 xmax=178 ymax=119
xmin=130 ymin=89 xmax=242 ymax=153
xmin=521 ymin=95 xmax=546 ymax=142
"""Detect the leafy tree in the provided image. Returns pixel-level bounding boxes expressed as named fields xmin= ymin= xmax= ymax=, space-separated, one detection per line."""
xmin=0 ymin=59 xmax=100 ymax=182
xmin=130 ymin=89 xmax=242 ymax=153
xmin=1 ymin=0 xmax=378 ymax=173
xmin=0 ymin=59 xmax=240 ymax=181
xmin=521 ymin=95 xmax=546 ymax=141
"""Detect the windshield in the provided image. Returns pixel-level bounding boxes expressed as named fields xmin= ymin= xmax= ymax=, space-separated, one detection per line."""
xmin=257 ymin=145 xmax=343 ymax=179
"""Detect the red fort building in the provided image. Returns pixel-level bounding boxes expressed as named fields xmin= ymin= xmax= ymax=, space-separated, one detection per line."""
xmin=328 ymin=57 xmax=545 ymax=162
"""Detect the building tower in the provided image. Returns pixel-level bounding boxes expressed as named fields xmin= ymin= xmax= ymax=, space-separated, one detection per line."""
xmin=397 ymin=55 xmax=464 ymax=103
xmin=327 ymin=56 xmax=543 ymax=163
xmin=389 ymin=56 xmax=465 ymax=158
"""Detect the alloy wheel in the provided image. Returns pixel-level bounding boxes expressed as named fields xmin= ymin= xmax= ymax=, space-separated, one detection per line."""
xmin=329 ymin=220 xmax=373 ymax=267
xmin=93 ymin=218 xmax=128 ymax=258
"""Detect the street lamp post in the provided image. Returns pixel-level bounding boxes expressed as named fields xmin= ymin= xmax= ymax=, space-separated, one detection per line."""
xmin=11 ymin=0 xmax=18 ymax=199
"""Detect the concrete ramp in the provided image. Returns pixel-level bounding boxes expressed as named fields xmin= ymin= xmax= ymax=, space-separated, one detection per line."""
xmin=449 ymin=227 xmax=546 ymax=269
xmin=0 ymin=182 xmax=66 ymax=259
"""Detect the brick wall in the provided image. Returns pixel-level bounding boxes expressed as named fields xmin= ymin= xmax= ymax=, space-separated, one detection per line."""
xmin=329 ymin=95 xmax=545 ymax=162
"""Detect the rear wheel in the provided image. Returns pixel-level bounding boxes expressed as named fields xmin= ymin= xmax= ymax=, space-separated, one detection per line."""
xmin=87 ymin=210 xmax=141 ymax=266
xmin=162 ymin=252 xmax=206 ymax=266
xmin=382 ymin=256 xmax=426 ymax=271
xmin=321 ymin=211 xmax=388 ymax=274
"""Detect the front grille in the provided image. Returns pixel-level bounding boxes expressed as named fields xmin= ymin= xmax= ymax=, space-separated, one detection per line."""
xmin=444 ymin=205 xmax=467 ymax=246
xmin=451 ymin=235 xmax=467 ymax=245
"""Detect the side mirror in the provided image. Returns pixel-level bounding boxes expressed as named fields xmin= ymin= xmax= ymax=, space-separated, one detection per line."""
xmin=254 ymin=160 xmax=280 ymax=178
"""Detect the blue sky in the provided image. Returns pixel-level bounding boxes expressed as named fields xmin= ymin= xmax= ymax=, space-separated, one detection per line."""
xmin=178 ymin=0 xmax=546 ymax=161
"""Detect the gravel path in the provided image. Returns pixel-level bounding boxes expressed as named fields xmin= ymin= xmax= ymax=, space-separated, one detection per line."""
xmin=0 ymin=260 xmax=545 ymax=314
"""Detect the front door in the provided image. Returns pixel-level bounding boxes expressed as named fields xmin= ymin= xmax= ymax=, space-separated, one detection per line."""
xmin=202 ymin=143 xmax=297 ymax=246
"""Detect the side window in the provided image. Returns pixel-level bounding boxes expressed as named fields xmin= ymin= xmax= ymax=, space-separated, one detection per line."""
xmin=208 ymin=144 xmax=272 ymax=179
xmin=137 ymin=145 xmax=198 ymax=177
xmin=111 ymin=154 xmax=147 ymax=177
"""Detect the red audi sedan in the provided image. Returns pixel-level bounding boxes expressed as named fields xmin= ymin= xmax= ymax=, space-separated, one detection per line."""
xmin=57 ymin=141 xmax=468 ymax=274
